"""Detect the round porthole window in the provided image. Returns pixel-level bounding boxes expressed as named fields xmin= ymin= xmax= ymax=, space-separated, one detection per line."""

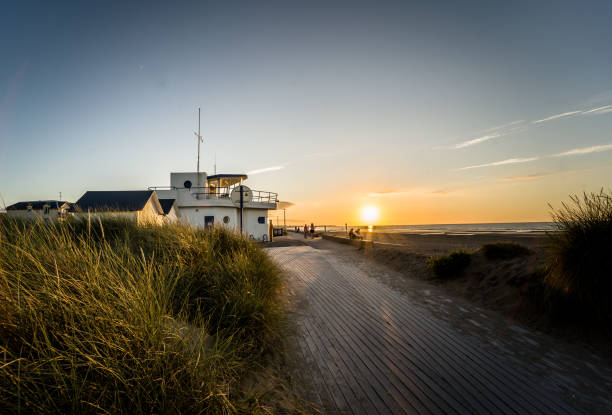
xmin=223 ymin=216 xmax=230 ymax=224
xmin=184 ymin=180 xmax=192 ymax=189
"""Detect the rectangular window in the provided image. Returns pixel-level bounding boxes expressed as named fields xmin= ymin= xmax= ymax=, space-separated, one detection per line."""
xmin=258 ymin=216 xmax=265 ymax=224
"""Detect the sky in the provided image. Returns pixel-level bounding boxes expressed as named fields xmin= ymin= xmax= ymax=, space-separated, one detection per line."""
xmin=1 ymin=0 xmax=612 ymax=225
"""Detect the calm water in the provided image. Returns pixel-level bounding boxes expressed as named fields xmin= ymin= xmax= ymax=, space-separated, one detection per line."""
xmin=321 ymin=222 xmax=556 ymax=234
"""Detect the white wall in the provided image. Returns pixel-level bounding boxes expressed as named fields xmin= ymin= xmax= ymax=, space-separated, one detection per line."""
xmin=178 ymin=206 xmax=270 ymax=241
xmin=7 ymin=208 xmax=64 ymax=221
xmin=244 ymin=208 xmax=269 ymax=241
xmin=170 ymin=172 xmax=207 ymax=205
xmin=163 ymin=206 xmax=180 ymax=223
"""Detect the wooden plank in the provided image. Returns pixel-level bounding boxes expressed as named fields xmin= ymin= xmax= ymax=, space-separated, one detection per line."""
xmin=324 ymin=255 xmax=576 ymax=414
xmin=269 ymin=245 xmax=582 ymax=415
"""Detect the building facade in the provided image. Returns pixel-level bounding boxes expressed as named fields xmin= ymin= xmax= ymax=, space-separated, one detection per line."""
xmin=72 ymin=190 xmax=165 ymax=225
xmin=6 ymin=200 xmax=70 ymax=221
xmin=152 ymin=172 xmax=278 ymax=241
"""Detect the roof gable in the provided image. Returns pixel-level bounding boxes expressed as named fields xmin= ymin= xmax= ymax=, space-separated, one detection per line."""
xmin=158 ymin=198 xmax=176 ymax=215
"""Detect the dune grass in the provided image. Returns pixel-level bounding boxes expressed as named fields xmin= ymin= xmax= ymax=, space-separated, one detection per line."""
xmin=428 ymin=251 xmax=471 ymax=278
xmin=0 ymin=217 xmax=284 ymax=414
xmin=545 ymin=189 xmax=612 ymax=323
xmin=481 ymin=242 xmax=531 ymax=260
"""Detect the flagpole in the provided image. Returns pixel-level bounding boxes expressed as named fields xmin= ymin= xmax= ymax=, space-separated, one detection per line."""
xmin=197 ymin=107 xmax=201 ymax=188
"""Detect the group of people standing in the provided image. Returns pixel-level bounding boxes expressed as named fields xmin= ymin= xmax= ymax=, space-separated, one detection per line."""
xmin=303 ymin=223 xmax=315 ymax=238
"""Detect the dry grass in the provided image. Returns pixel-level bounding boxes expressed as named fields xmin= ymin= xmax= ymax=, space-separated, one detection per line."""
xmin=0 ymin=217 xmax=286 ymax=414
xmin=481 ymin=242 xmax=531 ymax=260
xmin=428 ymin=251 xmax=472 ymax=278
xmin=546 ymin=189 xmax=612 ymax=324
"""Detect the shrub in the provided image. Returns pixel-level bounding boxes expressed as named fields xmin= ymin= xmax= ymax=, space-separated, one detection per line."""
xmin=0 ymin=217 xmax=283 ymax=413
xmin=546 ymin=189 xmax=612 ymax=323
xmin=428 ymin=251 xmax=471 ymax=278
xmin=481 ymin=242 xmax=530 ymax=260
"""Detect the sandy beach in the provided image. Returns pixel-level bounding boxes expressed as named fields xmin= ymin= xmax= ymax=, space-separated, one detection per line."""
xmin=330 ymin=230 xmax=548 ymax=255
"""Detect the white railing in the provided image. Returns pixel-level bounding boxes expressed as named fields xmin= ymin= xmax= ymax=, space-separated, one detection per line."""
xmin=148 ymin=186 xmax=278 ymax=204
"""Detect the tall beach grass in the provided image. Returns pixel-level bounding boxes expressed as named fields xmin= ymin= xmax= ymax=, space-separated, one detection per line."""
xmin=0 ymin=217 xmax=284 ymax=413
xmin=546 ymin=189 xmax=612 ymax=324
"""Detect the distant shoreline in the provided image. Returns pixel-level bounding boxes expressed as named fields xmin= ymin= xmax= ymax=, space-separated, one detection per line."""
xmin=307 ymin=222 xmax=556 ymax=235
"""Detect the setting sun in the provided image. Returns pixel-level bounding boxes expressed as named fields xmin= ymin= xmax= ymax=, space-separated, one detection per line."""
xmin=360 ymin=205 xmax=380 ymax=224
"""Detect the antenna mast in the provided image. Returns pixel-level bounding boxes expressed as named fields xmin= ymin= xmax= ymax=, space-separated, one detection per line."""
xmin=194 ymin=108 xmax=203 ymax=188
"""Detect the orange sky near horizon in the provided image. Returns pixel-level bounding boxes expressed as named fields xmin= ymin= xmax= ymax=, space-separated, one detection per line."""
xmin=269 ymin=163 xmax=612 ymax=226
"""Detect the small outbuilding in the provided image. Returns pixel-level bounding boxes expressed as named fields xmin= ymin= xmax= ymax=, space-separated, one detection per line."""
xmin=73 ymin=190 xmax=164 ymax=225
xmin=6 ymin=200 xmax=70 ymax=220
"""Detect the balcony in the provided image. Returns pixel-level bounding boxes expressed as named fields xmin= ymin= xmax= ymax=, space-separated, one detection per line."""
xmin=148 ymin=186 xmax=278 ymax=206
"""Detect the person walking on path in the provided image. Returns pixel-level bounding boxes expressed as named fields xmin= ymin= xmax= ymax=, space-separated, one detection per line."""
xmin=303 ymin=224 xmax=308 ymax=238
xmin=310 ymin=223 xmax=315 ymax=238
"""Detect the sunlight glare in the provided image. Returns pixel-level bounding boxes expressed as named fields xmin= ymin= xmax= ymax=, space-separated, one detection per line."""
xmin=361 ymin=205 xmax=380 ymax=224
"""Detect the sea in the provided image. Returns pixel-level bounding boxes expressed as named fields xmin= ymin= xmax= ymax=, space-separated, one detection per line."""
xmin=320 ymin=222 xmax=556 ymax=234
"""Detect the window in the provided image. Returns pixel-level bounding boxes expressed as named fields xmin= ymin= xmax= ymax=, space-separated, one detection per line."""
xmin=223 ymin=216 xmax=230 ymax=224
xmin=184 ymin=180 xmax=192 ymax=189
xmin=258 ymin=216 xmax=265 ymax=224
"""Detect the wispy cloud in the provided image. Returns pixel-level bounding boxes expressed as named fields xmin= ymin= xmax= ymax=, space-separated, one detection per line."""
xmin=533 ymin=104 xmax=612 ymax=124
xmin=458 ymin=142 xmax=612 ymax=170
xmin=502 ymin=163 xmax=612 ymax=181
xmin=483 ymin=120 xmax=525 ymax=132
xmin=502 ymin=173 xmax=550 ymax=181
xmin=453 ymin=133 xmax=501 ymax=149
xmin=533 ymin=110 xmax=583 ymax=124
xmin=551 ymin=143 xmax=612 ymax=157
xmin=581 ymin=105 xmax=612 ymax=115
xmin=457 ymin=157 xmax=540 ymax=170
xmin=247 ymin=166 xmax=285 ymax=175
xmin=453 ymin=103 xmax=612 ymax=150
xmin=451 ymin=120 xmax=526 ymax=149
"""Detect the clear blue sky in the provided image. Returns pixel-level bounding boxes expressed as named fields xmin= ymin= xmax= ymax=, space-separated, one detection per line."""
xmin=2 ymin=0 xmax=612 ymax=224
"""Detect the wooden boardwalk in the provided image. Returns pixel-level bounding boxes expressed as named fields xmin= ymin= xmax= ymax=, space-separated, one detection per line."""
xmin=269 ymin=243 xmax=589 ymax=415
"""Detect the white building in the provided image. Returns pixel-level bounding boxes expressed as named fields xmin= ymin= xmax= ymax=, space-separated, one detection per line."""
xmin=6 ymin=200 xmax=70 ymax=220
xmin=72 ymin=190 xmax=165 ymax=225
xmin=152 ymin=172 xmax=278 ymax=241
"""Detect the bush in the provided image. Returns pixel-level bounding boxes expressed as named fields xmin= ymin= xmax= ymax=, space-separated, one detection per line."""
xmin=481 ymin=242 xmax=530 ymax=260
xmin=546 ymin=189 xmax=612 ymax=323
xmin=0 ymin=217 xmax=283 ymax=413
xmin=428 ymin=251 xmax=471 ymax=278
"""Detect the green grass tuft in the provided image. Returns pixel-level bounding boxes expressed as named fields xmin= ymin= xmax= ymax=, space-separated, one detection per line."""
xmin=428 ymin=251 xmax=471 ymax=278
xmin=0 ymin=217 xmax=284 ymax=413
xmin=546 ymin=189 xmax=612 ymax=323
xmin=481 ymin=242 xmax=531 ymax=260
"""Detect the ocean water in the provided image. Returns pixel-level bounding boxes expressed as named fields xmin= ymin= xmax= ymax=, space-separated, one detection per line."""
xmin=322 ymin=222 xmax=556 ymax=234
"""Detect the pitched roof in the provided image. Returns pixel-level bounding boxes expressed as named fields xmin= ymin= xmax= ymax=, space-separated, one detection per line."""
xmin=7 ymin=200 xmax=68 ymax=211
xmin=74 ymin=191 xmax=154 ymax=212
xmin=158 ymin=198 xmax=176 ymax=215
